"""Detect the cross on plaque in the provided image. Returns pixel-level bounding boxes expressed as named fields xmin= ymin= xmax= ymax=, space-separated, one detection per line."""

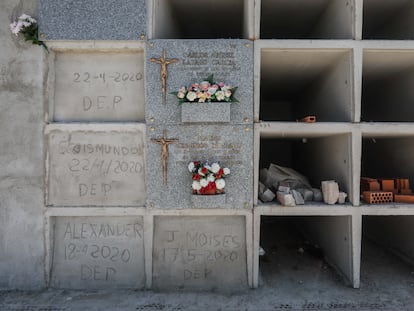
xmin=151 ymin=130 xmax=178 ymax=186
xmin=150 ymin=49 xmax=179 ymax=104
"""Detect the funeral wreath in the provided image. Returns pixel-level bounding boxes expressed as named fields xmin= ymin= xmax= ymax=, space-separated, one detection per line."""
xmin=188 ymin=161 xmax=230 ymax=195
xmin=172 ymin=74 xmax=238 ymax=104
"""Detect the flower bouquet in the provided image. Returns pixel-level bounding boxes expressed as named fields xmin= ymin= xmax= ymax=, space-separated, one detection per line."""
xmin=188 ymin=161 xmax=230 ymax=195
xmin=172 ymin=74 xmax=238 ymax=104
xmin=10 ymin=14 xmax=48 ymax=52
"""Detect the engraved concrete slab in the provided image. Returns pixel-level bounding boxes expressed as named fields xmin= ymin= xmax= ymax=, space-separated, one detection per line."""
xmin=146 ymin=40 xmax=253 ymax=125
xmin=52 ymin=50 xmax=145 ymax=122
xmin=146 ymin=125 xmax=253 ymax=209
xmin=50 ymin=216 xmax=145 ymax=289
xmin=39 ymin=0 xmax=146 ymax=40
xmin=152 ymin=216 xmax=247 ymax=291
xmin=47 ymin=125 xmax=146 ymax=206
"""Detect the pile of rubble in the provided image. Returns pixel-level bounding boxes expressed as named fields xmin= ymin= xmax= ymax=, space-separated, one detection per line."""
xmin=361 ymin=177 xmax=414 ymax=204
xmin=259 ymin=164 xmax=347 ymax=206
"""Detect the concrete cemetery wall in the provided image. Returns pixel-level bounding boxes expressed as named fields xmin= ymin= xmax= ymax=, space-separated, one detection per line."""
xmin=0 ymin=0 xmax=45 ymax=289
xmin=3 ymin=0 xmax=414 ymax=292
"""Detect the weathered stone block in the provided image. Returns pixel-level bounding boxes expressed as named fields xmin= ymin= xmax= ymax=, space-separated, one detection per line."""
xmin=47 ymin=125 xmax=146 ymax=206
xmin=146 ymin=40 xmax=253 ymax=125
xmin=39 ymin=0 xmax=146 ymax=40
xmin=277 ymin=192 xmax=296 ymax=207
xmin=52 ymin=51 xmax=145 ymax=122
xmin=146 ymin=125 xmax=253 ymax=209
xmin=152 ymin=216 xmax=247 ymax=291
xmin=321 ymin=180 xmax=340 ymax=205
xmin=50 ymin=216 xmax=145 ymax=289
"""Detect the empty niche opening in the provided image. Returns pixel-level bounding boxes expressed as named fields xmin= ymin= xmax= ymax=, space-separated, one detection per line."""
xmin=260 ymin=49 xmax=353 ymax=122
xmin=259 ymin=216 xmax=352 ymax=288
xmin=260 ymin=0 xmax=354 ymax=39
xmin=362 ymin=51 xmax=414 ymax=122
xmin=152 ymin=0 xmax=247 ymax=39
xmin=362 ymin=216 xmax=414 ymax=288
xmin=259 ymin=134 xmax=352 ymax=205
xmin=362 ymin=137 xmax=414 ymax=204
xmin=363 ymin=0 xmax=414 ymax=39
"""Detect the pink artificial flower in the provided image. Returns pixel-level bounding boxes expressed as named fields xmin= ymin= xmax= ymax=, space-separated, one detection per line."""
xmin=200 ymin=81 xmax=210 ymax=91
xmin=218 ymin=82 xmax=225 ymax=87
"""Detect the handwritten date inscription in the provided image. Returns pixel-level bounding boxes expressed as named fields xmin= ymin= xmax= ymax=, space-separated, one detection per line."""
xmin=51 ymin=216 xmax=145 ymax=289
xmin=48 ymin=129 xmax=146 ymax=206
xmin=153 ymin=216 xmax=248 ymax=290
xmin=54 ymin=51 xmax=145 ymax=121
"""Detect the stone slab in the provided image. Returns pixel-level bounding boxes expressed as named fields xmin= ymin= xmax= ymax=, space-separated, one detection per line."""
xmin=39 ymin=0 xmax=146 ymax=40
xmin=52 ymin=51 xmax=145 ymax=122
xmin=146 ymin=40 xmax=253 ymax=125
xmin=47 ymin=126 xmax=146 ymax=206
xmin=152 ymin=216 xmax=247 ymax=291
xmin=146 ymin=125 xmax=253 ymax=209
xmin=50 ymin=216 xmax=145 ymax=289
xmin=181 ymin=102 xmax=231 ymax=123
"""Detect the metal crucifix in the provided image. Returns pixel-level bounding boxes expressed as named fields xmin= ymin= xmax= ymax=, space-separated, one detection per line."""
xmin=151 ymin=130 xmax=178 ymax=186
xmin=150 ymin=49 xmax=178 ymax=104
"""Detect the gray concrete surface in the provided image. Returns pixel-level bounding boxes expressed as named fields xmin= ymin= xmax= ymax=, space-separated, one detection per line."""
xmin=1 ymin=238 xmax=414 ymax=310
xmin=39 ymin=0 xmax=146 ymax=40
xmin=47 ymin=126 xmax=146 ymax=206
xmin=52 ymin=50 xmax=145 ymax=122
xmin=50 ymin=216 xmax=145 ymax=289
xmin=152 ymin=216 xmax=247 ymax=291
xmin=0 ymin=0 xmax=45 ymax=290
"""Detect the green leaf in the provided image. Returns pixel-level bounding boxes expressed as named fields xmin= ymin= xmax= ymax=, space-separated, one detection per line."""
xmin=206 ymin=74 xmax=214 ymax=84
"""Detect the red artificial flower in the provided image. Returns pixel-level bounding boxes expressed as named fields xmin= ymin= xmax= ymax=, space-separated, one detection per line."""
xmin=192 ymin=174 xmax=201 ymax=181
xmin=201 ymin=167 xmax=208 ymax=175
xmin=206 ymin=182 xmax=217 ymax=191
xmin=215 ymin=168 xmax=224 ymax=179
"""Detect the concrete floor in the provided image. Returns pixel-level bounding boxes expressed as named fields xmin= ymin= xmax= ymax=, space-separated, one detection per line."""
xmin=1 ymin=221 xmax=414 ymax=311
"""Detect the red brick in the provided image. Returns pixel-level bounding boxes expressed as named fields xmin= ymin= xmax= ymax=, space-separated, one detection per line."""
xmin=363 ymin=191 xmax=393 ymax=204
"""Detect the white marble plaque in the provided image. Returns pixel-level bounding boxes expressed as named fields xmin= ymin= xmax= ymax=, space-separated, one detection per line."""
xmin=53 ymin=51 xmax=145 ymax=122
xmin=47 ymin=126 xmax=146 ymax=206
xmin=50 ymin=216 xmax=145 ymax=289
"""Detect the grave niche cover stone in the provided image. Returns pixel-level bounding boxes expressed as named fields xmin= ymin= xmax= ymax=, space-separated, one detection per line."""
xmin=152 ymin=216 xmax=247 ymax=291
xmin=50 ymin=216 xmax=145 ymax=289
xmin=146 ymin=39 xmax=253 ymax=125
xmin=147 ymin=124 xmax=253 ymax=209
xmin=39 ymin=0 xmax=146 ymax=40
xmin=52 ymin=51 xmax=145 ymax=122
xmin=47 ymin=126 xmax=146 ymax=206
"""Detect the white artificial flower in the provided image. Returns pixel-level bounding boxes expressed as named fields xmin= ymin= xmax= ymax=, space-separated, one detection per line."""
xmin=215 ymin=179 xmax=226 ymax=190
xmin=208 ymin=87 xmax=217 ymax=95
xmin=207 ymin=174 xmax=215 ymax=182
xmin=215 ymin=90 xmax=225 ymax=101
xmin=223 ymin=167 xmax=230 ymax=175
xmin=192 ymin=181 xmax=201 ymax=191
xmin=10 ymin=22 xmax=18 ymax=35
xmin=200 ymin=178 xmax=208 ymax=187
xmin=186 ymin=91 xmax=197 ymax=102
xmin=198 ymin=168 xmax=206 ymax=176
xmin=188 ymin=162 xmax=195 ymax=172
xmin=211 ymin=163 xmax=220 ymax=174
